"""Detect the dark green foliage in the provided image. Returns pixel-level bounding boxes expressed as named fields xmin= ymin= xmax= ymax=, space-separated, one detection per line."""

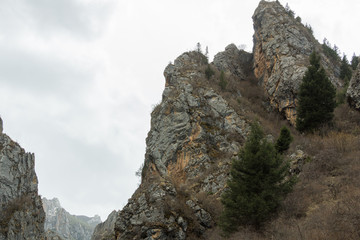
xmin=275 ymin=126 xmax=293 ymax=154
xmin=295 ymin=16 xmax=302 ymax=23
xmin=205 ymin=64 xmax=215 ymax=80
xmin=220 ymin=123 xmax=294 ymax=234
xmin=340 ymin=55 xmax=352 ymax=81
xmin=351 ymin=53 xmax=359 ymax=70
xmin=296 ymin=52 xmax=336 ymax=133
xmin=218 ymin=70 xmax=227 ymax=90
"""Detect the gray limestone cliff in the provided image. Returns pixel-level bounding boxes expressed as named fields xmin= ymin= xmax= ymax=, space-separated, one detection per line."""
xmin=91 ymin=210 xmax=117 ymax=240
xmin=252 ymin=0 xmax=341 ymax=124
xmin=213 ymin=43 xmax=253 ymax=80
xmin=42 ymin=197 xmax=101 ymax=240
xmin=112 ymin=51 xmax=249 ymax=239
xmin=0 ymin=117 xmax=45 ymax=240
xmin=347 ymin=64 xmax=360 ymax=110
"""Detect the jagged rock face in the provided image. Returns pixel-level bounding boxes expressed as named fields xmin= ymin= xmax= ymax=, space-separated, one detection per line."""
xmin=213 ymin=43 xmax=253 ymax=80
xmin=42 ymin=197 xmax=101 ymax=240
xmin=252 ymin=0 xmax=341 ymax=124
xmin=347 ymin=64 xmax=360 ymax=110
xmin=113 ymin=51 xmax=249 ymax=239
xmin=91 ymin=210 xmax=117 ymax=240
xmin=0 ymin=123 xmax=45 ymax=239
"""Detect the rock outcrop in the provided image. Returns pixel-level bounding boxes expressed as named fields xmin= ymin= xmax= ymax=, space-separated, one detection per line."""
xmin=252 ymin=0 xmax=341 ymax=124
xmin=42 ymin=197 xmax=101 ymax=240
xmin=91 ymin=210 xmax=117 ymax=240
xmin=0 ymin=118 xmax=45 ymax=240
xmin=213 ymin=43 xmax=253 ymax=80
xmin=112 ymin=51 xmax=249 ymax=239
xmin=347 ymin=64 xmax=360 ymax=110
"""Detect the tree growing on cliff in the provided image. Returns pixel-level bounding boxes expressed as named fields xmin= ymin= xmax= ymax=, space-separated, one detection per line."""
xmin=220 ymin=123 xmax=294 ymax=234
xmin=296 ymin=52 xmax=336 ymax=133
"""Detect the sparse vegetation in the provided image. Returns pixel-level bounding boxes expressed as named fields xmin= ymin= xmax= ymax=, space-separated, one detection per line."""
xmin=0 ymin=195 xmax=33 ymax=236
xmin=322 ymin=38 xmax=341 ymax=62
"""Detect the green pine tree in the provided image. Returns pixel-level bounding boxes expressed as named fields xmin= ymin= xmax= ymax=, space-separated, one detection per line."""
xmin=275 ymin=126 xmax=293 ymax=154
xmin=296 ymin=52 xmax=336 ymax=133
xmin=220 ymin=123 xmax=294 ymax=234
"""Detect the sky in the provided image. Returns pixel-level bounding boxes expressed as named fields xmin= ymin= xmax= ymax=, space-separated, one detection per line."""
xmin=0 ymin=0 xmax=359 ymax=221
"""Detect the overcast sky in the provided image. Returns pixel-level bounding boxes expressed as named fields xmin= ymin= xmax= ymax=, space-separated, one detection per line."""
xmin=0 ymin=0 xmax=359 ymax=221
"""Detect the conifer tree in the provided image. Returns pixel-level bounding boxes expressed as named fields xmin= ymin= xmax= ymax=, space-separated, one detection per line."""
xmin=220 ymin=123 xmax=294 ymax=234
xmin=296 ymin=52 xmax=336 ymax=133
xmin=275 ymin=126 xmax=293 ymax=154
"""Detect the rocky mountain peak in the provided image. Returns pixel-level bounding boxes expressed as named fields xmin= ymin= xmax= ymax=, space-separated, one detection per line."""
xmin=42 ymin=197 xmax=101 ymax=240
xmin=0 ymin=118 xmax=45 ymax=240
xmin=213 ymin=44 xmax=253 ymax=80
xmin=113 ymin=49 xmax=249 ymax=239
xmin=253 ymin=0 xmax=341 ymax=124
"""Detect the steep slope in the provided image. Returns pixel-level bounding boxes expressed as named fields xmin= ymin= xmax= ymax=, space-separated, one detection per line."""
xmin=0 ymin=116 xmax=45 ymax=240
xmin=253 ymin=0 xmax=342 ymax=124
xmin=347 ymin=63 xmax=360 ymax=110
xmin=91 ymin=210 xmax=117 ymax=240
xmin=112 ymin=51 xmax=249 ymax=239
xmin=42 ymin=197 xmax=101 ymax=240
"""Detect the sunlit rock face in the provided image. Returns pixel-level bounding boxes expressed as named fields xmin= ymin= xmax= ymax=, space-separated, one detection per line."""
xmin=252 ymin=0 xmax=341 ymax=124
xmin=111 ymin=51 xmax=249 ymax=240
xmin=42 ymin=197 xmax=101 ymax=240
xmin=0 ymin=119 xmax=45 ymax=240
xmin=347 ymin=64 xmax=360 ymax=110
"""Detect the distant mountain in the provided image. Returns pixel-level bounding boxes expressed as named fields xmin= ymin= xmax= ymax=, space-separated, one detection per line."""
xmin=42 ymin=197 xmax=101 ymax=240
